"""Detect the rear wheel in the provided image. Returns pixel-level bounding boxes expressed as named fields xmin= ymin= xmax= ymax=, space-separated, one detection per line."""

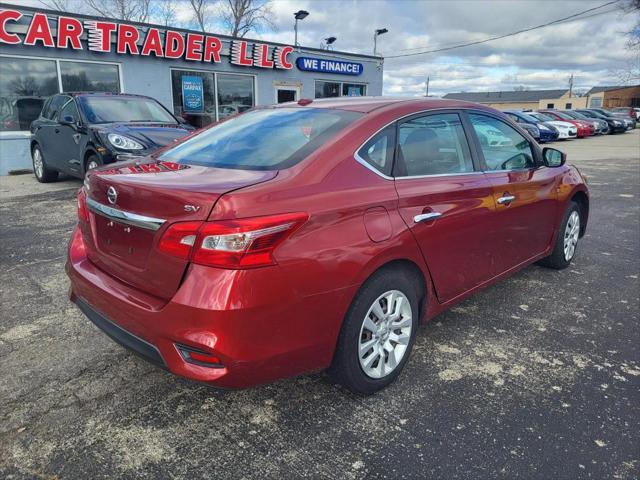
xmin=538 ymin=201 xmax=581 ymax=270
xmin=328 ymin=268 xmax=419 ymax=395
xmin=32 ymin=144 xmax=58 ymax=183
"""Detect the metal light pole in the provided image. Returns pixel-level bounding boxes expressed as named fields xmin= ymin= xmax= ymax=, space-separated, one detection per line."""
xmin=294 ymin=10 xmax=309 ymax=47
xmin=373 ymin=28 xmax=388 ymax=56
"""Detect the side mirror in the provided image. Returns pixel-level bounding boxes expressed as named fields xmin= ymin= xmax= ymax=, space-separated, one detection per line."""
xmin=542 ymin=147 xmax=566 ymax=167
xmin=60 ymin=115 xmax=75 ymax=125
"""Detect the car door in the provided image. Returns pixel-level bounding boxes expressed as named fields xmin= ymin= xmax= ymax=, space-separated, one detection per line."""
xmin=393 ymin=111 xmax=497 ymax=303
xmin=52 ymin=98 xmax=85 ymax=175
xmin=465 ymin=111 xmax=559 ymax=276
xmin=36 ymin=95 xmax=71 ymax=169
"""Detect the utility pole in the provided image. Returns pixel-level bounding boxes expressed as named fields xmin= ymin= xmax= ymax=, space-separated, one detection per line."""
xmin=425 ymin=76 xmax=430 ymax=97
xmin=568 ymin=73 xmax=574 ymax=97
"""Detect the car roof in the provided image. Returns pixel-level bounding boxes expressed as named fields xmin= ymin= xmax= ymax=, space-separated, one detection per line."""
xmin=272 ymin=96 xmax=494 ymax=114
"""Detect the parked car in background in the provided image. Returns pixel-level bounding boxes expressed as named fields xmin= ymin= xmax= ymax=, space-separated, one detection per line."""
xmin=1 ymin=96 xmax=45 ymax=131
xmin=30 ymin=92 xmax=195 ymax=182
xmin=502 ymin=110 xmax=559 ymax=142
xmin=519 ymin=122 xmax=541 ymax=141
xmin=559 ymin=110 xmax=609 ymax=135
xmin=525 ymin=111 xmax=578 ymax=139
xmin=588 ymin=107 xmax=636 ymax=130
xmin=538 ymin=110 xmax=594 ymax=137
xmin=610 ymin=107 xmax=639 ymax=121
xmin=576 ymin=109 xmax=628 ymax=134
xmin=67 ymin=97 xmax=589 ymax=394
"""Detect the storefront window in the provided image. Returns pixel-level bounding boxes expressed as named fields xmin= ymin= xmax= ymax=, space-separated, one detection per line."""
xmin=315 ymin=81 xmax=341 ymax=98
xmin=59 ymin=61 xmax=120 ymax=93
xmin=171 ymin=70 xmax=216 ymax=129
xmin=217 ymin=74 xmax=254 ymax=120
xmin=315 ymin=80 xmax=367 ymax=99
xmin=343 ymin=83 xmax=366 ymax=97
xmin=0 ymin=57 xmax=58 ymax=131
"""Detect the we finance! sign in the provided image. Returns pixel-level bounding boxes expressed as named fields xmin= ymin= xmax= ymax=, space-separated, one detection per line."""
xmin=0 ymin=8 xmax=294 ymax=70
xmin=296 ymin=57 xmax=362 ymax=76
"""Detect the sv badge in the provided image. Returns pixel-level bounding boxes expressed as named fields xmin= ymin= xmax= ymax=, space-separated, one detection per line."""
xmin=184 ymin=205 xmax=200 ymax=212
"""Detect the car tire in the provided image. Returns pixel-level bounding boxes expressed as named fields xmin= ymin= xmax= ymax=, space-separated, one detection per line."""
xmin=328 ymin=267 xmax=420 ymax=395
xmin=32 ymin=144 xmax=58 ymax=183
xmin=84 ymin=153 xmax=102 ymax=177
xmin=538 ymin=201 xmax=582 ymax=270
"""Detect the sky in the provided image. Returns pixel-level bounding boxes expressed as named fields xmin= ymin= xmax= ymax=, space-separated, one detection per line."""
xmin=16 ymin=0 xmax=640 ymax=96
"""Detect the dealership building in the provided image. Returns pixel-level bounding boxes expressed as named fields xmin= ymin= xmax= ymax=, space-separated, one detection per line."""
xmin=0 ymin=4 xmax=383 ymax=174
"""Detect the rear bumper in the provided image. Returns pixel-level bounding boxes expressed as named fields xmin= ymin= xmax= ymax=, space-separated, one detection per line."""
xmin=67 ymin=226 xmax=352 ymax=388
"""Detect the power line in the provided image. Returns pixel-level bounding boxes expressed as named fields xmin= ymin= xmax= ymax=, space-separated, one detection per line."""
xmin=384 ymin=0 xmax=621 ymax=59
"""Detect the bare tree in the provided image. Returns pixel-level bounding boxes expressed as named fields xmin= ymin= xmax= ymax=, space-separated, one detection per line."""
xmin=612 ymin=0 xmax=640 ymax=82
xmin=221 ymin=0 xmax=275 ymax=38
xmin=39 ymin=0 xmax=71 ymax=10
xmin=189 ymin=0 xmax=216 ymax=32
xmin=84 ymin=0 xmax=152 ymax=23
xmin=151 ymin=0 xmax=179 ymax=27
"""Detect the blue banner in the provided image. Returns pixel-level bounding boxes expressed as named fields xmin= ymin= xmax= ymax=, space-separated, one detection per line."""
xmin=296 ymin=57 xmax=362 ymax=76
xmin=181 ymin=75 xmax=204 ymax=113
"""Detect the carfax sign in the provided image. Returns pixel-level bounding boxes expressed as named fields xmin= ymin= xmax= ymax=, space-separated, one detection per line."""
xmin=296 ymin=57 xmax=363 ymax=76
xmin=181 ymin=76 xmax=204 ymax=113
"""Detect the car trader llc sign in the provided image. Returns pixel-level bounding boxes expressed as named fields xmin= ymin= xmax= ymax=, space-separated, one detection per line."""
xmin=0 ymin=8 xmax=294 ymax=70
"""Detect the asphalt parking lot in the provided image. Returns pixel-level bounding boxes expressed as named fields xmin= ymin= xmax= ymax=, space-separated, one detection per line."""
xmin=1 ymin=130 xmax=639 ymax=479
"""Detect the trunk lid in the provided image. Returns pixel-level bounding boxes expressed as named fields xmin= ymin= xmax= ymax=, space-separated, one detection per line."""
xmin=82 ymin=159 xmax=277 ymax=299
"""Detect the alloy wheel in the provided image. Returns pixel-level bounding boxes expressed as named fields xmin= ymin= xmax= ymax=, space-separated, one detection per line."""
xmin=33 ymin=148 xmax=43 ymax=179
xmin=86 ymin=160 xmax=99 ymax=171
xmin=358 ymin=290 xmax=413 ymax=379
xmin=564 ymin=211 xmax=580 ymax=261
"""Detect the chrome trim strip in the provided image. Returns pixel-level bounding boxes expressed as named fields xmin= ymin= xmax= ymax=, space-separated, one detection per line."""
xmin=86 ymin=197 xmax=166 ymax=231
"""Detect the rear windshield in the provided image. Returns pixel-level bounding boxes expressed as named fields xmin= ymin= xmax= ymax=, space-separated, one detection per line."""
xmin=159 ymin=107 xmax=362 ymax=170
xmin=77 ymin=96 xmax=177 ymax=124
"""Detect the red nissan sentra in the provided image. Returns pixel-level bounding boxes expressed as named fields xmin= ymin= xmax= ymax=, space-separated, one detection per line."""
xmin=67 ymin=97 xmax=589 ymax=394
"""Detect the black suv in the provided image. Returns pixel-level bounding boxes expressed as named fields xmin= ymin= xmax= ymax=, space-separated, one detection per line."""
xmin=30 ymin=92 xmax=194 ymax=182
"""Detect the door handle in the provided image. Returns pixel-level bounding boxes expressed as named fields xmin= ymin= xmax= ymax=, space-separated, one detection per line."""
xmin=497 ymin=195 xmax=516 ymax=205
xmin=414 ymin=212 xmax=442 ymax=223
xmin=55 ymin=128 xmax=60 ymax=133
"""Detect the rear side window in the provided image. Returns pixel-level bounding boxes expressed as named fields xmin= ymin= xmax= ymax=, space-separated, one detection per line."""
xmin=160 ymin=108 xmax=362 ymax=170
xmin=356 ymin=124 xmax=396 ymax=176
xmin=468 ymin=113 xmax=534 ymax=171
xmin=395 ymin=113 xmax=473 ymax=177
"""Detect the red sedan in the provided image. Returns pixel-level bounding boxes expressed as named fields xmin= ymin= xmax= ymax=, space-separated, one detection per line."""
xmin=67 ymin=97 xmax=589 ymax=394
xmin=539 ymin=109 xmax=594 ymax=137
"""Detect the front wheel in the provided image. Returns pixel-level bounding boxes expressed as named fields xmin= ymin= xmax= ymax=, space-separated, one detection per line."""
xmin=538 ymin=201 xmax=582 ymax=270
xmin=328 ymin=268 xmax=419 ymax=395
xmin=84 ymin=153 xmax=102 ymax=177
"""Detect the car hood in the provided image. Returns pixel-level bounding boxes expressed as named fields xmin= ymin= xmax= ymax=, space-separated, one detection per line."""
xmin=91 ymin=123 xmax=193 ymax=149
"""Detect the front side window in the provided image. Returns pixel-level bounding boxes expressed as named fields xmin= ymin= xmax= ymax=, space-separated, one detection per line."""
xmin=216 ymin=74 xmax=254 ymax=120
xmin=469 ymin=113 xmax=534 ymax=171
xmin=77 ymin=96 xmax=177 ymax=124
xmin=0 ymin=57 xmax=58 ymax=131
xmin=160 ymin=107 xmax=362 ymax=170
xmin=59 ymin=61 xmax=120 ymax=93
xmin=43 ymin=95 xmax=71 ymax=120
xmin=356 ymin=124 xmax=395 ymax=176
xmin=59 ymin=99 xmax=79 ymax=123
xmin=396 ymin=113 xmax=473 ymax=177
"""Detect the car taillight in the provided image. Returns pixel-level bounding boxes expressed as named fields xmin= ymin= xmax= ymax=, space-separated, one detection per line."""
xmin=157 ymin=221 xmax=200 ymax=260
xmin=157 ymin=213 xmax=308 ymax=269
xmin=77 ymin=188 xmax=89 ymax=222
